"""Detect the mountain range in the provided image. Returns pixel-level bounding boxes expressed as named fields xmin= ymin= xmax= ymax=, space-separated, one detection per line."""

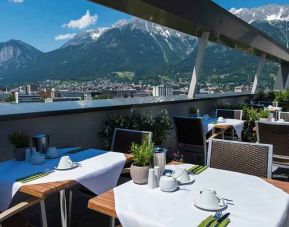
xmin=0 ymin=4 xmax=288 ymax=88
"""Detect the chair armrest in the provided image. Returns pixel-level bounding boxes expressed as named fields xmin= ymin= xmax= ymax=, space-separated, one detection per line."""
xmin=273 ymin=154 xmax=289 ymax=160
xmin=0 ymin=197 xmax=41 ymax=223
xmin=206 ymin=130 xmax=225 ymax=143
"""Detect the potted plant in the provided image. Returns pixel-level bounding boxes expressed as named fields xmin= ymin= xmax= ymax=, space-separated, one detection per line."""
xmin=8 ymin=132 xmax=31 ymax=161
xmin=130 ymin=136 xmax=153 ymax=184
xmin=259 ymin=109 xmax=269 ymax=122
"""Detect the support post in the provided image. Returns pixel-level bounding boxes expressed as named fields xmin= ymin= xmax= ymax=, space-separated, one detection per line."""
xmin=274 ymin=62 xmax=289 ymax=90
xmin=188 ymin=32 xmax=209 ymax=98
xmin=251 ymin=54 xmax=266 ymax=94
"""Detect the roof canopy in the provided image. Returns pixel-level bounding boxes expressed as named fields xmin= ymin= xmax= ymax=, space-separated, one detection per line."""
xmin=89 ymin=0 xmax=289 ymax=64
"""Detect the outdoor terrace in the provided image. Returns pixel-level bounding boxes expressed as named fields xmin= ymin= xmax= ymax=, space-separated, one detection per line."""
xmin=1 ymin=0 xmax=289 ymax=227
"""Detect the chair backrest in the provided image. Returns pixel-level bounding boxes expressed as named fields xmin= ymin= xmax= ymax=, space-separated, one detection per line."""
xmin=279 ymin=112 xmax=289 ymax=122
xmin=174 ymin=116 xmax=206 ymax=147
xmin=207 ymin=139 xmax=272 ymax=178
xmin=216 ymin=109 xmax=243 ymax=120
xmin=111 ymin=128 xmax=152 ymax=154
xmin=256 ymin=121 xmax=289 ymax=157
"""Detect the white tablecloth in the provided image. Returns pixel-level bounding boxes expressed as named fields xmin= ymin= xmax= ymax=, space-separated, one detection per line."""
xmin=114 ymin=164 xmax=289 ymax=227
xmin=0 ymin=148 xmax=126 ymax=211
xmin=207 ymin=119 xmax=244 ymax=138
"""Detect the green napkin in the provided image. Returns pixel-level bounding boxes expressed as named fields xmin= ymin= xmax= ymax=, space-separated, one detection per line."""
xmin=194 ymin=166 xmax=208 ymax=175
xmin=65 ymin=147 xmax=88 ymax=154
xmin=16 ymin=172 xmax=51 ymax=183
xmin=186 ymin=165 xmax=200 ymax=173
xmin=198 ymin=215 xmax=230 ymax=227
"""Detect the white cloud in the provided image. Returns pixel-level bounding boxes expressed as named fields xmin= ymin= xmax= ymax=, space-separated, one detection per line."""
xmin=54 ymin=33 xmax=76 ymax=41
xmin=63 ymin=10 xmax=98 ymax=30
xmin=9 ymin=0 xmax=24 ymax=3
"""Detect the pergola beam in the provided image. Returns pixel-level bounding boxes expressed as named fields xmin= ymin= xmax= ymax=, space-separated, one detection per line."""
xmin=89 ymin=0 xmax=289 ymax=64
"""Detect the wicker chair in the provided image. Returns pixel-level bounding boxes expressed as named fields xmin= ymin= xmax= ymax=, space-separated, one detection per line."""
xmin=0 ymin=197 xmax=43 ymax=227
xmin=111 ymin=128 xmax=152 ymax=154
xmin=173 ymin=117 xmax=223 ymax=165
xmin=256 ymin=121 xmax=289 ymax=167
xmin=216 ymin=109 xmax=243 ymax=140
xmin=207 ymin=139 xmax=272 ymax=178
xmin=279 ymin=112 xmax=289 ymax=122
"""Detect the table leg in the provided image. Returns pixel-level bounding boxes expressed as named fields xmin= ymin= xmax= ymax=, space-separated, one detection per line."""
xmin=110 ymin=217 xmax=115 ymax=227
xmin=40 ymin=200 xmax=48 ymax=227
xmin=67 ymin=190 xmax=72 ymax=227
xmin=60 ymin=190 xmax=67 ymax=227
xmin=60 ymin=189 xmax=73 ymax=227
xmin=231 ymin=129 xmax=234 ymax=140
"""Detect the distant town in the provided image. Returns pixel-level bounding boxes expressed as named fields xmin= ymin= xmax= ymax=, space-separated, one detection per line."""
xmin=0 ymin=78 xmax=254 ymax=104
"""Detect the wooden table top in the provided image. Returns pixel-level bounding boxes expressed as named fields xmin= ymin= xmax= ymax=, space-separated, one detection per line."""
xmin=88 ymin=170 xmax=289 ymax=218
xmin=19 ymin=153 xmax=133 ymax=198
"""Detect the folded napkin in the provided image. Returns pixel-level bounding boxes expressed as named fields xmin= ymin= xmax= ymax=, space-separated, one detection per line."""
xmin=187 ymin=165 xmax=208 ymax=175
xmin=16 ymin=171 xmax=51 ymax=183
xmin=198 ymin=215 xmax=230 ymax=227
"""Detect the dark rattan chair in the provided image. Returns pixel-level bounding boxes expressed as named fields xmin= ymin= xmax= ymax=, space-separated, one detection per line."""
xmin=258 ymin=101 xmax=273 ymax=107
xmin=207 ymin=139 xmax=272 ymax=178
xmin=216 ymin=109 xmax=243 ymax=120
xmin=279 ymin=112 xmax=289 ymax=122
xmin=111 ymin=128 xmax=152 ymax=154
xmin=173 ymin=117 xmax=223 ymax=165
xmin=256 ymin=121 xmax=289 ymax=167
xmin=216 ymin=109 xmax=243 ymax=140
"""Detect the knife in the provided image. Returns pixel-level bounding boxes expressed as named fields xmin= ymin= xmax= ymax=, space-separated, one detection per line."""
xmin=213 ymin=213 xmax=230 ymax=227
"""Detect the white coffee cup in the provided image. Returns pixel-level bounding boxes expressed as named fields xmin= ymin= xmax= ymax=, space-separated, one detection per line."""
xmin=172 ymin=168 xmax=191 ymax=184
xmin=196 ymin=189 xmax=224 ymax=210
xmin=217 ymin=117 xmax=225 ymax=123
xmin=57 ymin=156 xmax=73 ymax=169
xmin=46 ymin=147 xmax=59 ymax=158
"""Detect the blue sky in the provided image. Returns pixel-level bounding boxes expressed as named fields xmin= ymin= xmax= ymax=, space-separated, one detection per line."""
xmin=1 ymin=0 xmax=289 ymax=52
xmin=0 ymin=0 xmax=130 ymax=52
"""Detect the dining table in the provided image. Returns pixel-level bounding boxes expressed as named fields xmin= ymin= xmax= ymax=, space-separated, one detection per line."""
xmin=202 ymin=117 xmax=245 ymax=139
xmin=88 ymin=162 xmax=289 ymax=227
xmin=0 ymin=147 xmax=133 ymax=227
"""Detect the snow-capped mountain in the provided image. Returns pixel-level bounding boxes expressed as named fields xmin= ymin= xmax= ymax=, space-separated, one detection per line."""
xmin=230 ymin=4 xmax=289 ymax=23
xmin=0 ymin=4 xmax=286 ymax=86
xmin=62 ymin=17 xmax=196 ymax=58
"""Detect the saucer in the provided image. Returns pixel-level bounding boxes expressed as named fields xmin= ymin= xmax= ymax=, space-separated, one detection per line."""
xmin=55 ymin=162 xmax=80 ymax=170
xmin=46 ymin=154 xmax=61 ymax=159
xmin=178 ymin=175 xmax=195 ymax=185
xmin=194 ymin=198 xmax=227 ymax=211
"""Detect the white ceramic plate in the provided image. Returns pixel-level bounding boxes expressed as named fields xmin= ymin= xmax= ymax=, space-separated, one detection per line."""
xmin=178 ymin=175 xmax=195 ymax=185
xmin=194 ymin=198 xmax=227 ymax=211
xmin=55 ymin=162 xmax=80 ymax=170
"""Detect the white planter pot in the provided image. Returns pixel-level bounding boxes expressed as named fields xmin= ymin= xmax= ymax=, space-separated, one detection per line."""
xmin=130 ymin=164 xmax=149 ymax=184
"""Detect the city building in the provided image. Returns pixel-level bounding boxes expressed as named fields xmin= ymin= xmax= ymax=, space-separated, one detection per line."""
xmin=152 ymin=85 xmax=173 ymax=97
